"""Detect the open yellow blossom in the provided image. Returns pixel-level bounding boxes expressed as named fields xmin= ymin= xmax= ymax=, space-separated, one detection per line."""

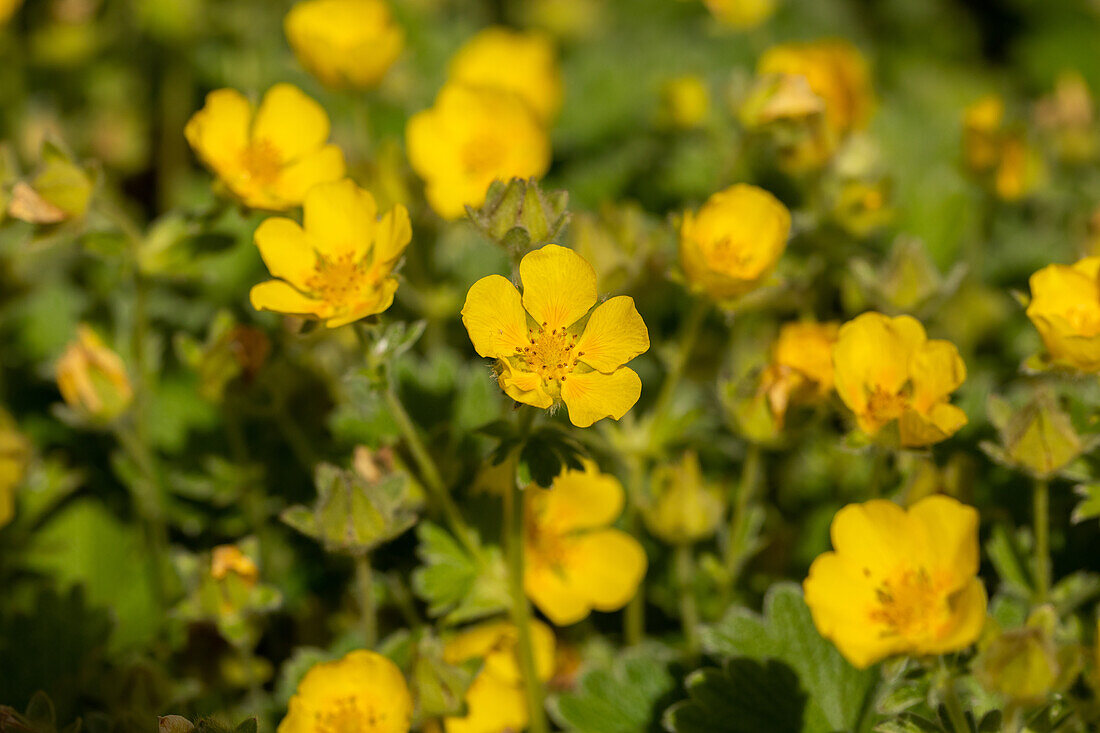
xmin=0 ymin=409 xmax=29 ymax=529
xmin=185 ymin=83 xmax=346 ymax=211
xmin=643 ymin=451 xmax=725 ymax=545
xmin=406 ymin=83 xmax=551 ymax=219
xmin=833 ymin=312 xmax=967 ymax=447
xmin=439 ymin=620 xmax=555 ymax=733
xmin=761 ymin=320 xmax=839 ymax=424
xmin=278 ymin=650 xmax=413 ymax=733
xmin=804 ymin=495 xmax=987 ymax=669
xmin=758 ymin=40 xmax=873 ymax=138
xmin=0 ymin=0 xmax=21 ymax=24
xmin=57 ymin=325 xmax=134 ymax=423
xmin=285 ymin=0 xmax=404 ymax=89
xmin=249 ymin=179 xmax=411 ymax=328
xmin=659 ymin=75 xmax=710 ymax=130
xmin=524 ymin=461 xmax=647 ymax=625
xmin=703 ymin=0 xmax=776 ymax=29
xmin=461 ymin=245 xmax=649 ymax=427
xmin=448 ymin=26 xmax=563 ymax=123
xmin=1026 ymin=256 xmax=1100 ymax=371
xmin=680 ymin=183 xmax=791 ymax=301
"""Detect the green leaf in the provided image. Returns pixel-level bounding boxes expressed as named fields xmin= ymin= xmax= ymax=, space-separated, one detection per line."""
xmin=984 ymin=525 xmax=1032 ymax=599
xmin=411 ymin=522 xmax=508 ymax=626
xmin=1071 ymin=483 xmax=1100 ymax=524
xmin=551 ymin=646 xmax=677 ymax=733
xmin=699 ymin=583 xmax=876 ymax=732
xmin=663 ymin=658 xmax=806 ymax=733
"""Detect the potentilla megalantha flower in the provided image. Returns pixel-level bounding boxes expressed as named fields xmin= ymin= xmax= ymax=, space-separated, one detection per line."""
xmin=278 ymin=649 xmax=413 ymax=733
xmin=803 ymin=495 xmax=987 ymax=669
xmin=461 ymin=244 xmax=649 ymax=427
xmin=284 ymin=0 xmax=404 ymax=89
xmin=249 ymin=179 xmax=411 ymax=328
xmin=524 ymin=460 xmax=647 ymax=625
xmin=185 ymin=83 xmax=345 ymax=211
xmin=1026 ymin=256 xmax=1100 ymax=371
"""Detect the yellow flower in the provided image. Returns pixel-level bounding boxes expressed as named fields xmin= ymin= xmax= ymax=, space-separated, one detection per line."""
xmin=1026 ymin=256 xmax=1100 ymax=371
xmin=993 ymin=132 xmax=1043 ymax=202
xmin=659 ymin=75 xmax=710 ymax=130
xmin=185 ymin=83 xmax=346 ymax=211
xmin=211 ymin=544 xmax=260 ymax=585
xmin=962 ymin=94 xmax=1005 ymax=174
xmin=0 ymin=0 xmax=22 ymax=24
xmin=249 ymin=179 xmax=411 ymax=328
xmin=803 ymin=495 xmax=988 ymax=669
xmin=833 ymin=312 xmax=967 ymax=447
xmin=406 ymin=83 xmax=551 ymax=219
xmin=703 ymin=0 xmax=776 ymax=29
xmin=761 ymin=320 xmax=839 ymax=424
xmin=448 ymin=26 xmax=563 ymax=124
xmin=439 ymin=620 xmax=556 ymax=733
xmin=757 ymin=40 xmax=873 ymax=138
xmin=0 ymin=409 xmax=29 ymax=529
xmin=643 ymin=451 xmax=725 ymax=545
xmin=278 ymin=650 xmax=413 ymax=733
xmin=961 ymin=95 xmax=1044 ymax=201
xmin=284 ymin=0 xmax=404 ymax=89
xmin=57 ymin=325 xmax=134 ymax=424
xmin=461 ymin=245 xmax=649 ymax=427
xmin=524 ymin=461 xmax=647 ymax=625
xmin=679 ymin=183 xmax=791 ymax=301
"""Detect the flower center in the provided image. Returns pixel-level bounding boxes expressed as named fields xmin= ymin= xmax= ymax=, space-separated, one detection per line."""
xmin=312 ymin=695 xmax=385 ymax=733
xmin=866 ymin=387 xmax=909 ymax=423
xmin=238 ymin=139 xmax=282 ymax=184
xmin=868 ymin=567 xmax=949 ymax=641
xmin=514 ymin=324 xmax=582 ymax=382
xmin=461 ymin=134 xmax=506 ymax=175
xmin=305 ymin=253 xmax=373 ymax=304
xmin=707 ymin=236 xmax=762 ymax=278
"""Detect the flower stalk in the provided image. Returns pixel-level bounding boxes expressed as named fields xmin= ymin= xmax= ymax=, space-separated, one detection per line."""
xmin=1033 ymin=478 xmax=1050 ymax=604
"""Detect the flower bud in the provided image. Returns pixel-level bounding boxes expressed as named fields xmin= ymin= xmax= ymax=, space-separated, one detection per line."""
xmin=981 ymin=390 xmax=1086 ymax=480
xmin=760 ymin=320 xmax=838 ymax=426
xmin=56 ymin=325 xmax=133 ymax=424
xmin=466 ymin=177 xmax=569 ymax=254
xmin=7 ymin=143 xmax=94 ymax=224
xmin=1025 ymin=256 xmax=1100 ymax=371
xmin=974 ymin=607 xmax=1079 ymax=705
xmin=848 ymin=235 xmax=963 ymax=317
xmin=643 ymin=451 xmax=726 ymax=545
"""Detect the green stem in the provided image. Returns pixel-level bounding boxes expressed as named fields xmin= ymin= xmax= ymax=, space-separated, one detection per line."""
xmin=504 ymin=473 xmax=548 ymax=733
xmin=1033 ymin=478 xmax=1050 ymax=604
xmin=650 ymin=298 xmax=707 ymax=424
xmin=115 ymin=423 xmax=168 ymax=613
xmin=675 ymin=544 xmax=699 ymax=661
xmin=725 ymin=442 xmax=761 ymax=596
xmin=867 ymin=445 xmax=889 ymax=498
xmin=939 ymin=657 xmax=970 ymax=733
xmin=354 ymin=553 xmax=377 ymax=647
xmin=623 ymin=452 xmax=646 ymax=645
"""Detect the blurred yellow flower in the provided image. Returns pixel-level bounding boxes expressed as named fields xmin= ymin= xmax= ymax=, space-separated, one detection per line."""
xmin=659 ymin=75 xmax=710 ymax=130
xmin=284 ymin=0 xmax=404 ymax=89
xmin=803 ymin=494 xmax=987 ymax=669
xmin=462 ymin=245 xmax=649 ymax=427
xmin=761 ymin=320 xmax=839 ymax=424
xmin=833 ymin=312 xmax=967 ymax=447
xmin=961 ymin=94 xmax=1044 ymax=201
xmin=994 ymin=132 xmax=1044 ymax=202
xmin=185 ymin=83 xmax=346 ymax=211
xmin=249 ymin=179 xmax=411 ymax=328
xmin=211 ymin=544 xmax=259 ymax=585
xmin=703 ymin=0 xmax=776 ymax=29
xmin=0 ymin=0 xmax=22 ymax=24
xmin=57 ymin=325 xmax=134 ymax=424
xmin=448 ymin=26 xmax=563 ymax=123
xmin=1036 ymin=71 xmax=1096 ymax=163
xmin=0 ymin=409 xmax=29 ymax=529
xmin=962 ymin=94 xmax=1004 ymax=174
xmin=1026 ymin=256 xmax=1100 ymax=371
xmin=406 ymin=83 xmax=551 ymax=219
xmin=643 ymin=451 xmax=725 ymax=545
xmin=278 ymin=649 xmax=413 ymax=733
xmin=680 ymin=183 xmax=790 ymax=301
xmin=439 ymin=620 xmax=555 ymax=733
xmin=524 ymin=461 xmax=647 ymax=625
xmin=758 ymin=39 xmax=872 ymax=138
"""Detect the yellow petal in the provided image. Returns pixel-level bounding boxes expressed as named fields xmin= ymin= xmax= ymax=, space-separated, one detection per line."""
xmin=373 ymin=204 xmax=412 ymax=266
xmin=529 ymin=461 xmax=624 ymax=533
xmin=833 ymin=312 xmax=925 ymax=417
xmin=908 ymin=339 xmax=966 ymax=413
xmin=281 ymin=650 xmax=413 ymax=733
xmin=922 ymin=578 xmax=987 ymax=655
xmin=185 ymin=88 xmax=252 ymax=172
xmin=562 ymin=529 xmax=647 ymax=614
xmin=907 ymin=495 xmax=980 ymax=586
xmin=442 ymin=669 xmax=528 ymax=733
xmin=253 ymin=217 xmax=316 ymax=291
xmin=560 ymin=367 xmax=641 ymax=427
xmin=829 ymin=499 xmax=925 ymax=580
xmin=303 ymin=178 xmax=378 ymax=261
xmin=898 ymin=403 xmax=967 ymax=447
xmin=461 ymin=275 xmax=529 ymax=359
xmin=249 ymin=280 xmax=324 ymax=317
xmin=252 ymin=83 xmax=331 ymax=162
xmin=324 ymin=277 xmax=399 ymax=328
xmin=499 ymin=362 xmax=555 ymax=409
xmin=574 ymin=296 xmax=650 ymax=373
xmin=524 ymin=560 xmax=592 ymax=626
xmin=519 ymin=245 xmax=597 ymax=331
xmin=273 ymin=144 xmax=347 ymax=204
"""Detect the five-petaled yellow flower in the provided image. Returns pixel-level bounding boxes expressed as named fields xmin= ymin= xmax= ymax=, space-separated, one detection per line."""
xmin=57 ymin=325 xmax=134 ymax=424
xmin=833 ymin=312 xmax=967 ymax=447
xmin=249 ymin=179 xmax=411 ymax=328
xmin=524 ymin=460 xmax=647 ymax=625
xmin=437 ymin=620 xmax=555 ymax=733
xmin=680 ymin=183 xmax=791 ymax=301
xmin=284 ymin=0 xmax=404 ymax=89
xmin=406 ymin=83 xmax=551 ymax=219
xmin=803 ymin=495 xmax=988 ymax=669
xmin=448 ymin=26 xmax=563 ymax=124
xmin=278 ymin=649 xmax=413 ymax=733
xmin=185 ymin=83 xmax=346 ymax=211
xmin=462 ymin=245 xmax=649 ymax=427
xmin=1026 ymin=256 xmax=1100 ymax=371
xmin=761 ymin=320 xmax=839 ymax=425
